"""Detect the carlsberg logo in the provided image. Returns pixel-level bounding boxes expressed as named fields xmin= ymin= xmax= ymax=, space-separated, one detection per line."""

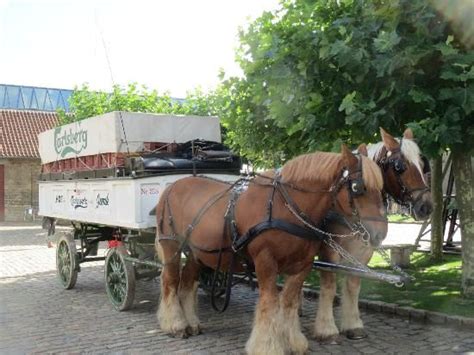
xmin=54 ymin=125 xmax=88 ymax=157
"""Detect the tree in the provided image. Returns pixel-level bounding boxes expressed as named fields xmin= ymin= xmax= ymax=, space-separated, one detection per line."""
xmin=221 ymin=0 xmax=474 ymax=296
xmin=57 ymin=83 xmax=180 ymax=124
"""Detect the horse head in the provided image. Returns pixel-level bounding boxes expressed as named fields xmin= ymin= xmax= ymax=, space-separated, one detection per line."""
xmin=329 ymin=145 xmax=388 ymax=247
xmin=378 ymin=128 xmax=433 ymax=220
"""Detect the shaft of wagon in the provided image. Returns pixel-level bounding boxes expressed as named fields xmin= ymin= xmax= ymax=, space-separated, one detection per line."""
xmin=313 ymin=261 xmax=410 ymax=285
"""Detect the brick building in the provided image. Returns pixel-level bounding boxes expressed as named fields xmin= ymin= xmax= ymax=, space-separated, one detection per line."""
xmin=0 ymin=84 xmax=72 ymax=221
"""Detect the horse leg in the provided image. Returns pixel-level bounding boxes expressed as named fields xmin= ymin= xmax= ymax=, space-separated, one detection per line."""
xmin=313 ymin=270 xmax=339 ymax=343
xmin=340 ymin=275 xmax=367 ymax=339
xmin=245 ymin=251 xmax=285 ymax=355
xmin=280 ymin=268 xmax=311 ymax=354
xmin=157 ymin=241 xmax=188 ymax=338
xmin=298 ymin=289 xmax=304 ymax=316
xmin=179 ymin=253 xmax=201 ymax=336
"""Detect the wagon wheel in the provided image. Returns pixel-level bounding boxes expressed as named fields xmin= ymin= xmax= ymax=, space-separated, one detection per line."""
xmin=105 ymin=246 xmax=136 ymax=311
xmin=56 ymin=232 xmax=79 ymax=290
xmin=199 ymin=267 xmax=227 ymax=298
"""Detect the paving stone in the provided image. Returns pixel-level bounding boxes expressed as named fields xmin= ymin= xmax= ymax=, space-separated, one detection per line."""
xmin=381 ymin=302 xmax=398 ymax=314
xmin=409 ymin=308 xmax=427 ymax=322
xmin=395 ymin=306 xmax=412 ymax=318
xmin=1 ymin=225 xmax=473 ymax=354
xmin=426 ymin=311 xmax=447 ymax=325
xmin=366 ymin=300 xmax=384 ymax=312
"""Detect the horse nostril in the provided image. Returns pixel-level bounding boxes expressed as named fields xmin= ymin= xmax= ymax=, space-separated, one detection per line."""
xmin=370 ymin=231 xmax=386 ymax=248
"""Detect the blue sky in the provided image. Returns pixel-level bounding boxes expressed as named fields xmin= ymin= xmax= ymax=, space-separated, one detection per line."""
xmin=0 ymin=0 xmax=279 ymax=97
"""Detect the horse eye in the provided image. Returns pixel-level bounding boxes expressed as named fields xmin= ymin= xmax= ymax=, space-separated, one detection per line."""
xmin=394 ymin=160 xmax=404 ymax=172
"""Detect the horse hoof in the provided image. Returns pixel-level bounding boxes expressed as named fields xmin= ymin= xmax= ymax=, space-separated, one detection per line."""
xmin=186 ymin=324 xmax=202 ymax=336
xmin=315 ymin=334 xmax=341 ymax=345
xmin=345 ymin=328 xmax=367 ymax=340
xmin=171 ymin=329 xmax=189 ymax=339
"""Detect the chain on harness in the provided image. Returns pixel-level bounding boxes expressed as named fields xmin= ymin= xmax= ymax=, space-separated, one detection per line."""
xmin=323 ymin=151 xmax=418 ymax=287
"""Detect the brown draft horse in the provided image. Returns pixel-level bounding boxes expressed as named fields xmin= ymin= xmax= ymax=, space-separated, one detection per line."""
xmin=155 ymin=145 xmax=387 ymax=354
xmin=314 ymin=128 xmax=433 ymax=343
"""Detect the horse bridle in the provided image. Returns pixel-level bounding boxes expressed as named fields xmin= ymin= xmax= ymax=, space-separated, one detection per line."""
xmin=377 ymin=138 xmax=430 ymax=207
xmin=324 ymin=154 xmax=387 ymax=242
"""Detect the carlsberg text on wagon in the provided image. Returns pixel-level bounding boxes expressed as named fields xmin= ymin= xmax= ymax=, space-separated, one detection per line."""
xmin=54 ymin=125 xmax=88 ymax=158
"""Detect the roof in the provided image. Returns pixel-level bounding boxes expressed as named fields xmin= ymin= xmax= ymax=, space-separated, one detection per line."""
xmin=0 ymin=110 xmax=59 ymax=158
xmin=0 ymin=84 xmax=72 ymax=112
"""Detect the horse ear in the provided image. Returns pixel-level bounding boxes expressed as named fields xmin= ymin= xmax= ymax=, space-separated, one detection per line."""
xmin=341 ymin=144 xmax=358 ymax=167
xmin=403 ymin=127 xmax=414 ymax=139
xmin=357 ymin=143 xmax=368 ymax=157
xmin=380 ymin=127 xmax=399 ymax=151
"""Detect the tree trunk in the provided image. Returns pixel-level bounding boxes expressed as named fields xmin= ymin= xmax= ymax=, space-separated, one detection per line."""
xmin=452 ymin=150 xmax=474 ymax=298
xmin=430 ymin=156 xmax=444 ymax=261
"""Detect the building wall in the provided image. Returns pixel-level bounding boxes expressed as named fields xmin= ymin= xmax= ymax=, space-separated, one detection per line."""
xmin=0 ymin=158 xmax=41 ymax=221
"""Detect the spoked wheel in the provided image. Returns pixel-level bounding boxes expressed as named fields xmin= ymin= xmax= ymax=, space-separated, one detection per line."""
xmin=56 ymin=233 xmax=79 ymax=289
xmin=199 ymin=267 xmax=227 ymax=298
xmin=105 ymin=246 xmax=136 ymax=311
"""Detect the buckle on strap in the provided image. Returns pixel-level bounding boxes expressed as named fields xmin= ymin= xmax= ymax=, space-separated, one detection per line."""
xmin=158 ymin=235 xmax=178 ymax=242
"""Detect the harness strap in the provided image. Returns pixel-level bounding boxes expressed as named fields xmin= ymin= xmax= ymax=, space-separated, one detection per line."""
xmin=232 ymin=219 xmax=327 ymax=252
xmin=277 ymin=179 xmax=311 ymax=222
xmin=159 ymin=178 xmax=242 ymax=265
xmin=188 ymin=242 xmax=232 ymax=253
xmin=211 ymin=202 xmax=238 ymax=313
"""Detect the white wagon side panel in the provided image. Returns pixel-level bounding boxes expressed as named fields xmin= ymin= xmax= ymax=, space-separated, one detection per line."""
xmin=38 ymin=174 xmax=238 ymax=229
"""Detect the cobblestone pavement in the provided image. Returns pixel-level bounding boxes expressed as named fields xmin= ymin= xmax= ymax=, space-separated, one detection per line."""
xmin=1 ymin=224 xmax=473 ymax=354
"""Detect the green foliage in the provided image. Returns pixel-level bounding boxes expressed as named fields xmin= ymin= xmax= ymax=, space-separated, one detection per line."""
xmin=57 ymin=83 xmax=235 ymax=144
xmin=57 ymin=83 xmax=180 ymax=124
xmin=57 ymin=83 xmax=228 ymax=124
xmin=221 ymin=0 xmax=474 ymax=165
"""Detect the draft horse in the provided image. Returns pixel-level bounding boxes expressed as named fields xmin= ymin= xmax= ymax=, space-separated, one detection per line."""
xmin=155 ymin=145 xmax=387 ymax=354
xmin=314 ymin=128 xmax=433 ymax=343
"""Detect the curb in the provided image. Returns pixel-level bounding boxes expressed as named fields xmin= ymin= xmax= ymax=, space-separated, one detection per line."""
xmin=301 ymin=287 xmax=474 ymax=330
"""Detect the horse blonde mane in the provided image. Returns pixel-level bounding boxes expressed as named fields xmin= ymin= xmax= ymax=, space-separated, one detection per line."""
xmin=360 ymin=156 xmax=384 ymax=192
xmin=281 ymin=151 xmax=383 ymax=192
xmin=367 ymin=139 xmax=426 ymax=183
xmin=281 ymin=152 xmax=341 ymax=186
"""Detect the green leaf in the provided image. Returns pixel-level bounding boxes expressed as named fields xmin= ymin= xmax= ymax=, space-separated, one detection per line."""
xmin=339 ymin=91 xmax=357 ymax=114
xmin=345 ymin=111 xmax=365 ymax=125
xmin=440 ymin=70 xmax=461 ymax=81
xmin=287 ymin=120 xmax=304 ymax=136
xmin=435 ymin=42 xmax=458 ymax=56
xmin=373 ymin=30 xmax=401 ymax=53
xmin=330 ymin=40 xmax=349 ymax=57
xmin=409 ymin=89 xmax=434 ymax=104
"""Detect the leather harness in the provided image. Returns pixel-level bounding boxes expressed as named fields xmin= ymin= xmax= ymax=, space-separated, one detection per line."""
xmin=159 ymin=155 xmax=376 ymax=312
